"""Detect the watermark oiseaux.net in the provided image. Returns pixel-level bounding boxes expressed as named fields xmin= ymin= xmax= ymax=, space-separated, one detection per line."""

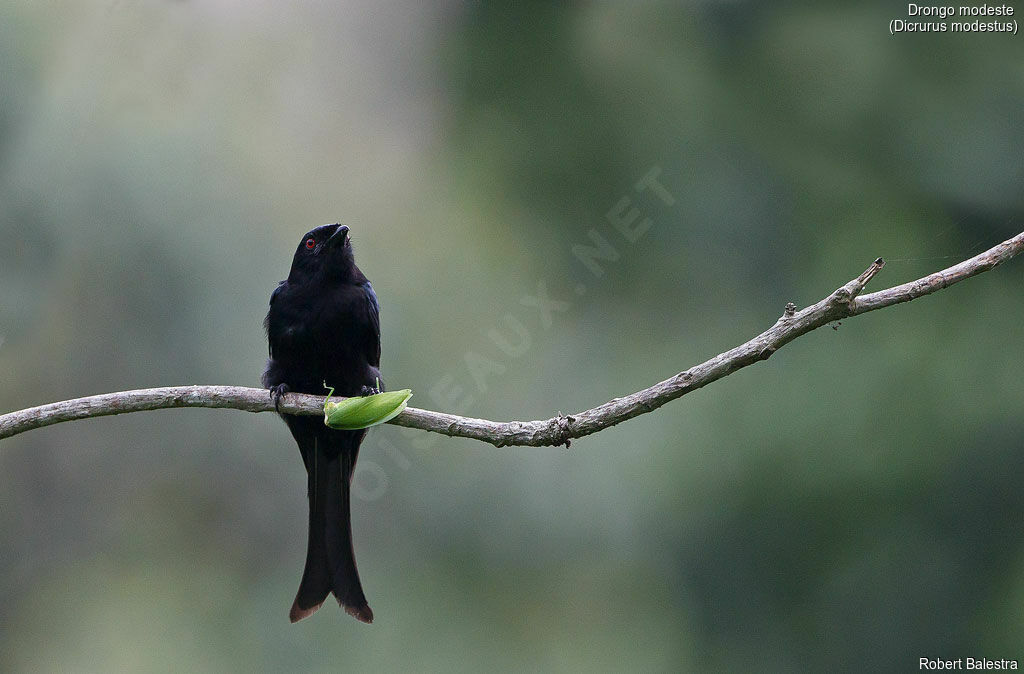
xmin=352 ymin=165 xmax=677 ymax=501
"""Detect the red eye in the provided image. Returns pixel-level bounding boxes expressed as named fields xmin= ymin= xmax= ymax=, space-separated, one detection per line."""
xmin=305 ymin=238 xmax=316 ymax=249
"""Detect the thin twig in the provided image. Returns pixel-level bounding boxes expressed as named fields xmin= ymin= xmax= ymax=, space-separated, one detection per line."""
xmin=2 ymin=232 xmax=1022 ymax=447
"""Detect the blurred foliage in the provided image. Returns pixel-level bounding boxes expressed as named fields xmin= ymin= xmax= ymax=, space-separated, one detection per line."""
xmin=1 ymin=1 xmax=1022 ymax=672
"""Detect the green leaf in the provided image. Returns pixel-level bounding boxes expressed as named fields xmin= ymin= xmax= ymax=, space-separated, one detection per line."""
xmin=323 ymin=388 xmax=413 ymax=430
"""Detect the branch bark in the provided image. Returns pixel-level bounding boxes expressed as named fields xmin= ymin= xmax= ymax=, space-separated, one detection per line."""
xmin=2 ymin=232 xmax=1022 ymax=446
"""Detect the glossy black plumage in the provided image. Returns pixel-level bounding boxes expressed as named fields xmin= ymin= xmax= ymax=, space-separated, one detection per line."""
xmin=262 ymin=223 xmax=381 ymax=623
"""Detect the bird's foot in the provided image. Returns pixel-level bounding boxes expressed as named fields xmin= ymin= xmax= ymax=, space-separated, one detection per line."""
xmin=269 ymin=383 xmax=290 ymax=412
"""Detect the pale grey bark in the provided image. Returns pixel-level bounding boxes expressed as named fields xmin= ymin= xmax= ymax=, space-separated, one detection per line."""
xmin=2 ymin=232 xmax=1022 ymax=447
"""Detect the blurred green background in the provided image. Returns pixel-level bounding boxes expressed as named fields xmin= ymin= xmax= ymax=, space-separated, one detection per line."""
xmin=2 ymin=2 xmax=1023 ymax=672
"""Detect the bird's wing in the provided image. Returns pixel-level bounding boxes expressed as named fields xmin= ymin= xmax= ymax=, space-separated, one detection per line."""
xmin=265 ymin=281 xmax=287 ymax=358
xmin=362 ymin=282 xmax=381 ymax=368
xmin=270 ymin=281 xmax=286 ymax=306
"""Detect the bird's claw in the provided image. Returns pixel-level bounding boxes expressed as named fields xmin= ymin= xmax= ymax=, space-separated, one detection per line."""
xmin=270 ymin=383 xmax=290 ymax=412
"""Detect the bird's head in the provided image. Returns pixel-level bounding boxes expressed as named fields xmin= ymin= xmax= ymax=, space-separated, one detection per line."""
xmin=287 ymin=223 xmax=356 ymax=282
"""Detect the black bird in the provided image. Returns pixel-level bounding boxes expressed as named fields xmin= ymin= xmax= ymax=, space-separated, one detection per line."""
xmin=262 ymin=223 xmax=381 ymax=623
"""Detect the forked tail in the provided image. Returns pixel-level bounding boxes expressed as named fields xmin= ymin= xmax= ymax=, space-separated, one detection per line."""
xmin=290 ymin=440 xmax=372 ymax=623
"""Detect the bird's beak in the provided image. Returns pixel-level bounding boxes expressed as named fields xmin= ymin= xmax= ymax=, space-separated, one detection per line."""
xmin=327 ymin=224 xmax=350 ymax=248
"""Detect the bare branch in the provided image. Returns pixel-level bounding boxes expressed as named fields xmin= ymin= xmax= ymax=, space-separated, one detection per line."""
xmin=2 ymin=232 xmax=1022 ymax=447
